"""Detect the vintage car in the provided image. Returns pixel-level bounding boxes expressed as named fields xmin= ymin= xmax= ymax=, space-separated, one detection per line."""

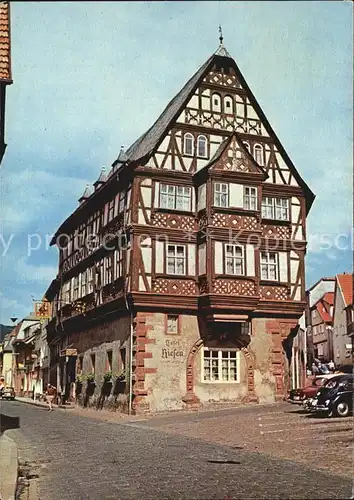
xmin=312 ymin=374 xmax=354 ymax=417
xmin=288 ymin=374 xmax=337 ymax=404
xmin=1 ymin=386 xmax=15 ymax=400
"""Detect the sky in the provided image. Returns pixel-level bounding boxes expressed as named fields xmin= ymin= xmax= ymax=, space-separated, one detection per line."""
xmin=0 ymin=1 xmax=352 ymax=324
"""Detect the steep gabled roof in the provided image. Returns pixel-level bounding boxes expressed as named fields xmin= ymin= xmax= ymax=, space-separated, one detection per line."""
xmin=115 ymin=55 xmax=214 ymax=165
xmin=112 ymin=48 xmax=314 ymax=212
xmin=311 ymin=291 xmax=334 ymax=323
xmin=322 ymin=292 xmax=334 ymax=306
xmin=337 ymin=273 xmax=353 ymax=307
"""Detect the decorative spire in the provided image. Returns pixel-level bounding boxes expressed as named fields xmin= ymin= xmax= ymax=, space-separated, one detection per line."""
xmin=117 ymin=145 xmax=127 ymax=163
xmin=93 ymin=166 xmax=107 ymax=189
xmin=219 ymin=25 xmax=223 ymax=45
xmin=78 ymin=184 xmax=91 ymax=204
xmin=215 ymin=25 xmax=231 ymax=57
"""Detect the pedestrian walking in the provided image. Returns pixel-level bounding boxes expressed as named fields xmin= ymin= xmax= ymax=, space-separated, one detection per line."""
xmin=328 ymin=360 xmax=335 ymax=372
xmin=0 ymin=377 xmax=4 ymax=398
xmin=46 ymin=384 xmax=57 ymax=411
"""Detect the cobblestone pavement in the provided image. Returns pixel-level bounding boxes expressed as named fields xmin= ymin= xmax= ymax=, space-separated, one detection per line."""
xmin=130 ymin=402 xmax=353 ymax=479
xmin=1 ymin=400 xmax=352 ymax=500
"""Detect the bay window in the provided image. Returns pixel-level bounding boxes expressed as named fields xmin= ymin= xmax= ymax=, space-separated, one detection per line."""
xmin=166 ymin=244 xmax=186 ymax=275
xmin=225 ymin=244 xmax=244 ymax=275
xmin=214 ymin=182 xmax=229 ymax=208
xmin=244 ymin=186 xmax=257 ymax=211
xmin=260 ymin=252 xmax=278 ymax=281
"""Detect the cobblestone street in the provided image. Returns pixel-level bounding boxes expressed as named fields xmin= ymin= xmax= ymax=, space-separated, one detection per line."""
xmin=1 ymin=400 xmax=352 ymax=499
xmin=134 ymin=401 xmax=353 ymax=478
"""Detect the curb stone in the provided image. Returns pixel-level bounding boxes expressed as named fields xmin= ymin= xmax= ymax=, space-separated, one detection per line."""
xmin=0 ymin=434 xmax=18 ymax=500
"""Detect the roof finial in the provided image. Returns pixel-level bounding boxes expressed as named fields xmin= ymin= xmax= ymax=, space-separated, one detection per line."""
xmin=218 ymin=25 xmax=223 ymax=46
xmin=215 ymin=25 xmax=231 ymax=58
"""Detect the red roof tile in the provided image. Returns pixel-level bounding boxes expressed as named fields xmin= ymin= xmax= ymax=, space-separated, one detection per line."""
xmin=313 ymin=291 xmax=334 ymax=323
xmin=322 ymin=292 xmax=334 ymax=306
xmin=337 ymin=273 xmax=353 ymax=307
xmin=0 ymin=2 xmax=11 ymax=81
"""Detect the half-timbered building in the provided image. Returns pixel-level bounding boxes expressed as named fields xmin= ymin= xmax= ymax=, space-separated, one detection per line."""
xmin=47 ymin=37 xmax=315 ymax=412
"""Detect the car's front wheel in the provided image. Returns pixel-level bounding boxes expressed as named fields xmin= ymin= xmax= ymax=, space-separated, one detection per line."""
xmin=331 ymin=401 xmax=350 ymax=418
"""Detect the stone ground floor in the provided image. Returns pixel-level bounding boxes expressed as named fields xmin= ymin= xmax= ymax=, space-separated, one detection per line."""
xmin=51 ymin=310 xmax=300 ymax=414
xmin=2 ymin=400 xmax=351 ymax=499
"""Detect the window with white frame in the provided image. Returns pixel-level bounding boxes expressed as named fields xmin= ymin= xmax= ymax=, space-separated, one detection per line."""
xmin=184 ymin=133 xmax=194 ymax=156
xmin=275 ymin=198 xmax=289 ymax=221
xmin=203 ymin=348 xmax=239 ymax=382
xmin=108 ymin=199 xmax=115 ymax=223
xmin=114 ymin=193 xmax=120 ymax=218
xmin=212 ymin=93 xmax=221 ymax=113
xmin=224 ymin=244 xmax=244 ymax=275
xmin=159 ymin=184 xmax=192 ymax=211
xmin=62 ymin=281 xmax=71 ymax=305
xmin=214 ymin=182 xmax=229 ymax=208
xmin=103 ymin=203 xmax=109 ymax=226
xmin=104 ymin=254 xmax=113 ymax=285
xmin=166 ymin=315 xmax=179 ymax=334
xmin=114 ymin=248 xmax=123 ymax=279
xmin=254 ymin=144 xmax=264 ymax=166
xmin=261 ymin=197 xmax=289 ymax=221
xmin=243 ymin=142 xmax=250 ymax=153
xmin=119 ymin=191 xmax=126 ymax=213
xmin=166 ymin=244 xmax=186 ymax=275
xmin=81 ymin=270 xmax=87 ymax=297
xmin=241 ymin=321 xmax=251 ymax=336
xmin=244 ymin=186 xmax=257 ymax=211
xmin=87 ymin=267 xmax=94 ymax=293
xmin=197 ymin=135 xmax=207 ymax=158
xmin=72 ymin=276 xmax=80 ymax=301
xmin=224 ymin=95 xmax=233 ymax=113
xmin=260 ymin=252 xmax=278 ymax=281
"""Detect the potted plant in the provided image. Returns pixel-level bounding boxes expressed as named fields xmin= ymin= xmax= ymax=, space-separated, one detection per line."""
xmin=85 ymin=373 xmax=96 ymax=397
xmin=76 ymin=374 xmax=84 ymax=384
xmin=115 ymin=369 xmax=126 ymax=382
xmin=103 ymin=371 xmax=114 ymax=383
xmin=85 ymin=373 xmax=95 ymax=385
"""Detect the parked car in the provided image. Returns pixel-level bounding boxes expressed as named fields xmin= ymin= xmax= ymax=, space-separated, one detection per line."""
xmin=1 ymin=386 xmax=16 ymax=400
xmin=288 ymin=374 xmax=338 ymax=404
xmin=337 ymin=364 xmax=353 ymax=375
xmin=313 ymin=374 xmax=354 ymax=417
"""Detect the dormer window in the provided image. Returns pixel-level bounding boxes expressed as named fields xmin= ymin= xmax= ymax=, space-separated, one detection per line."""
xmin=197 ymin=135 xmax=207 ymax=158
xmin=184 ymin=133 xmax=194 ymax=156
xmin=254 ymin=144 xmax=264 ymax=166
xmin=214 ymin=182 xmax=229 ymax=208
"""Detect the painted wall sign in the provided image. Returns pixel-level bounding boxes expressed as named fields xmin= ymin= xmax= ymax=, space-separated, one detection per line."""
xmin=161 ymin=339 xmax=185 ymax=361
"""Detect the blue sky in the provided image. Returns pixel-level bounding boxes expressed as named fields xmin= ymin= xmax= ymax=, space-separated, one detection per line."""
xmin=0 ymin=1 xmax=352 ymax=323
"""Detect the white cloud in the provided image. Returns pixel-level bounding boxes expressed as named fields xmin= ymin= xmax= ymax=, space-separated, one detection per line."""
xmin=1 ymin=168 xmax=91 ymax=233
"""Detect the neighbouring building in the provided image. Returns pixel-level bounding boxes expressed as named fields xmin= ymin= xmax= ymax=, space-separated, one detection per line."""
xmin=305 ymin=276 xmax=335 ymax=366
xmin=0 ymin=331 xmax=17 ymax=387
xmin=290 ymin=312 xmax=307 ymax=390
xmin=46 ymin=37 xmax=314 ymax=413
xmin=0 ymin=1 xmax=12 ymax=163
xmin=332 ymin=273 xmax=353 ymax=367
xmin=10 ymin=316 xmax=41 ymax=396
xmin=310 ymin=291 xmax=334 ymax=362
